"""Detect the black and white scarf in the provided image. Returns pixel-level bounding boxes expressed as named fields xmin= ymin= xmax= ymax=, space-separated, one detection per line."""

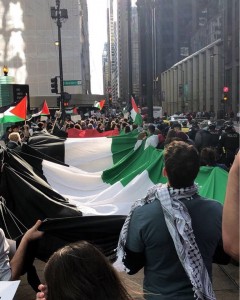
xmin=114 ymin=183 xmax=216 ymax=300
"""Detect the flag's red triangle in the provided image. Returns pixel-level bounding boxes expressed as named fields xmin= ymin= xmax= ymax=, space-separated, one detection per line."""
xmin=131 ymin=97 xmax=138 ymax=113
xmin=73 ymin=106 xmax=78 ymax=114
xmin=99 ymin=99 xmax=105 ymax=110
xmin=10 ymin=96 xmax=27 ymax=119
xmin=41 ymin=100 xmax=50 ymax=115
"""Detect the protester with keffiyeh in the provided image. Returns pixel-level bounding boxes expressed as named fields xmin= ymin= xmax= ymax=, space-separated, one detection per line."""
xmin=114 ymin=141 xmax=230 ymax=300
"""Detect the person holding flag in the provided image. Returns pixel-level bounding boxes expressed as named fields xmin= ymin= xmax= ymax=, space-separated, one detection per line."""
xmin=31 ymin=100 xmax=50 ymax=119
xmin=130 ymin=97 xmax=143 ymax=127
xmin=94 ymin=100 xmax=105 ymax=111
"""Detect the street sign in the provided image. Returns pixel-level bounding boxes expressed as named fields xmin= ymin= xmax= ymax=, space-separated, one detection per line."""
xmin=63 ymin=80 xmax=82 ymax=86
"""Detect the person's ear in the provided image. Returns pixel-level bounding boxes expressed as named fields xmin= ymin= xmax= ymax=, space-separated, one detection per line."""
xmin=163 ymin=167 xmax=168 ymax=178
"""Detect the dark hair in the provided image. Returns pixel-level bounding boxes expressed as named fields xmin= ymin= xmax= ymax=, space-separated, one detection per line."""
xmin=125 ymin=125 xmax=131 ymax=133
xmin=37 ymin=122 xmax=44 ymax=130
xmin=208 ymin=123 xmax=216 ymax=130
xmin=175 ymin=131 xmax=188 ymax=142
xmin=44 ymin=241 xmax=132 ymax=300
xmin=164 ymin=141 xmax=199 ymax=188
xmin=164 ymin=129 xmax=177 ymax=146
xmin=132 ymin=124 xmax=138 ymax=130
xmin=200 ymin=147 xmax=217 ymax=166
xmin=148 ymin=124 xmax=155 ymax=134
xmin=172 ymin=122 xmax=181 ymax=130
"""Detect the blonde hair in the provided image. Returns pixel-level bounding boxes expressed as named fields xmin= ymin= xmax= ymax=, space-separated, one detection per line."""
xmin=8 ymin=132 xmax=21 ymax=143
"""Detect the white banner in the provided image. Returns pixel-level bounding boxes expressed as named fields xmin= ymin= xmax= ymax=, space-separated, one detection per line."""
xmin=0 ymin=281 xmax=20 ymax=300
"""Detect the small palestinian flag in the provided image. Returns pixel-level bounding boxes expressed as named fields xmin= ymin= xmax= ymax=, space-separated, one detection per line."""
xmin=94 ymin=100 xmax=105 ymax=110
xmin=31 ymin=100 xmax=50 ymax=118
xmin=130 ymin=97 xmax=143 ymax=126
xmin=0 ymin=96 xmax=27 ymax=123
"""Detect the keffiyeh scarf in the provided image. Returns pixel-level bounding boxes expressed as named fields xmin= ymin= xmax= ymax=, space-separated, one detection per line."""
xmin=114 ymin=183 xmax=216 ymax=300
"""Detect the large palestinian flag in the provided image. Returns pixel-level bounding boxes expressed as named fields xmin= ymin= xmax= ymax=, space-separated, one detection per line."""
xmin=0 ymin=133 xmax=228 ymax=260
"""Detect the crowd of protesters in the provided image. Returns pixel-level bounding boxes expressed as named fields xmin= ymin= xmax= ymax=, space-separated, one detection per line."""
xmin=0 ymin=110 xmax=239 ymax=299
xmin=1 ymin=110 xmax=239 ymax=169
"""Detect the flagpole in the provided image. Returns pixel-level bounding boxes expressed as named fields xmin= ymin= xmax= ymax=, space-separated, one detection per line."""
xmin=25 ymin=93 xmax=28 ymax=125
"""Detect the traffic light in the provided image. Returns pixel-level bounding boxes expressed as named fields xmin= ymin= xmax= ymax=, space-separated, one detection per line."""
xmin=109 ymin=93 xmax=112 ymax=107
xmin=223 ymin=86 xmax=229 ymax=101
xmin=63 ymin=92 xmax=71 ymax=107
xmin=51 ymin=76 xmax=58 ymax=94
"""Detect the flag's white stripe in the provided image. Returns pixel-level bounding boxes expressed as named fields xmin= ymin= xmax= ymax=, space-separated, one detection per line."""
xmin=42 ymin=158 xmax=154 ymax=216
xmin=31 ymin=111 xmax=42 ymax=118
xmin=42 ymin=160 xmax=108 ymax=197
xmin=64 ymin=138 xmax=113 ymax=172
xmin=0 ymin=107 xmax=15 ymax=118
xmin=131 ymin=108 xmax=137 ymax=121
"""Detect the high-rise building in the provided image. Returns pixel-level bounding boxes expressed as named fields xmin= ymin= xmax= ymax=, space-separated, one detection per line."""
xmin=161 ymin=0 xmax=239 ymax=116
xmin=131 ymin=6 xmax=140 ymax=101
xmin=117 ymin=0 xmax=130 ymax=106
xmin=106 ymin=0 xmax=118 ymax=106
xmin=116 ymin=0 xmax=140 ymax=107
xmin=102 ymin=43 xmax=110 ymax=97
xmin=0 ymin=0 xmax=90 ymax=108
xmin=136 ymin=0 xmax=193 ymax=119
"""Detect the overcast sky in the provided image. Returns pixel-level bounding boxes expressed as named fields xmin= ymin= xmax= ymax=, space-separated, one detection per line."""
xmin=87 ymin=0 xmax=108 ymax=95
xmin=87 ymin=0 xmax=136 ymax=95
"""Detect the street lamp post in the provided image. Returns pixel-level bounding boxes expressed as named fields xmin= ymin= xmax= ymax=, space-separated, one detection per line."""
xmin=51 ymin=0 xmax=68 ymax=121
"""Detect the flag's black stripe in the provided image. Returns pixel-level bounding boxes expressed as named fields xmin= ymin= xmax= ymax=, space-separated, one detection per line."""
xmin=36 ymin=216 xmax=125 ymax=261
xmin=28 ymin=134 xmax=65 ymax=163
xmin=0 ymin=144 xmax=126 ymax=262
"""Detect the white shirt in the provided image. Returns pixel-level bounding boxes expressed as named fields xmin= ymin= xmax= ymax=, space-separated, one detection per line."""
xmin=144 ymin=135 xmax=159 ymax=149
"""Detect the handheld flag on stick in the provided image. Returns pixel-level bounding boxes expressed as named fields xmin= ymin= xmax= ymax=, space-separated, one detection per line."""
xmin=31 ymin=100 xmax=50 ymax=118
xmin=0 ymin=96 xmax=27 ymax=123
xmin=130 ymin=97 xmax=143 ymax=126
xmin=94 ymin=100 xmax=105 ymax=110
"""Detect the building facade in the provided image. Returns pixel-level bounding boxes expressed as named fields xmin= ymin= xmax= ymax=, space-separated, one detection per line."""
xmin=161 ymin=0 xmax=239 ymax=116
xmin=136 ymin=0 xmax=193 ymax=120
xmin=117 ymin=0 xmax=130 ymax=106
xmin=106 ymin=0 xmax=118 ymax=106
xmin=131 ymin=6 xmax=140 ymax=101
xmin=102 ymin=42 xmax=110 ymax=96
xmin=161 ymin=40 xmax=224 ymax=115
xmin=0 ymin=0 xmax=91 ymax=108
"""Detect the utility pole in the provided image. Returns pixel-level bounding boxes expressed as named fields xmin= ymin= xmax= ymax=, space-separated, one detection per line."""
xmin=128 ymin=0 xmax=132 ymax=105
xmin=51 ymin=0 xmax=68 ymax=121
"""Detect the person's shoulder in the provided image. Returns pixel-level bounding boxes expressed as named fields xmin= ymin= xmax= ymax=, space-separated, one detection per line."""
xmin=133 ymin=200 xmax=162 ymax=220
xmin=196 ymin=195 xmax=223 ymax=210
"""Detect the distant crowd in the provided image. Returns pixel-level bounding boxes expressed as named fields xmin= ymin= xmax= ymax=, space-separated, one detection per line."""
xmin=1 ymin=111 xmax=239 ymax=169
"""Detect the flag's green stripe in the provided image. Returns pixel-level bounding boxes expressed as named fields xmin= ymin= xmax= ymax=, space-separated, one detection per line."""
xmin=0 ymin=115 xmax=24 ymax=124
xmin=103 ymin=144 xmax=164 ymax=186
xmin=121 ymin=146 xmax=165 ymax=186
xmin=103 ymin=141 xmax=146 ymax=184
xmin=196 ymin=166 xmax=227 ymax=204
xmin=110 ymin=129 xmax=138 ymax=164
xmin=134 ymin=113 xmax=143 ymax=126
xmin=104 ymin=143 xmax=228 ymax=204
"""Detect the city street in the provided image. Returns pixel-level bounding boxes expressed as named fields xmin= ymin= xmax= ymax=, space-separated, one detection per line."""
xmin=15 ymin=260 xmax=239 ymax=299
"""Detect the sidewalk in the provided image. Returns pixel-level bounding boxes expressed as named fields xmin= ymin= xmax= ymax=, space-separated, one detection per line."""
xmin=14 ymin=260 xmax=239 ymax=299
